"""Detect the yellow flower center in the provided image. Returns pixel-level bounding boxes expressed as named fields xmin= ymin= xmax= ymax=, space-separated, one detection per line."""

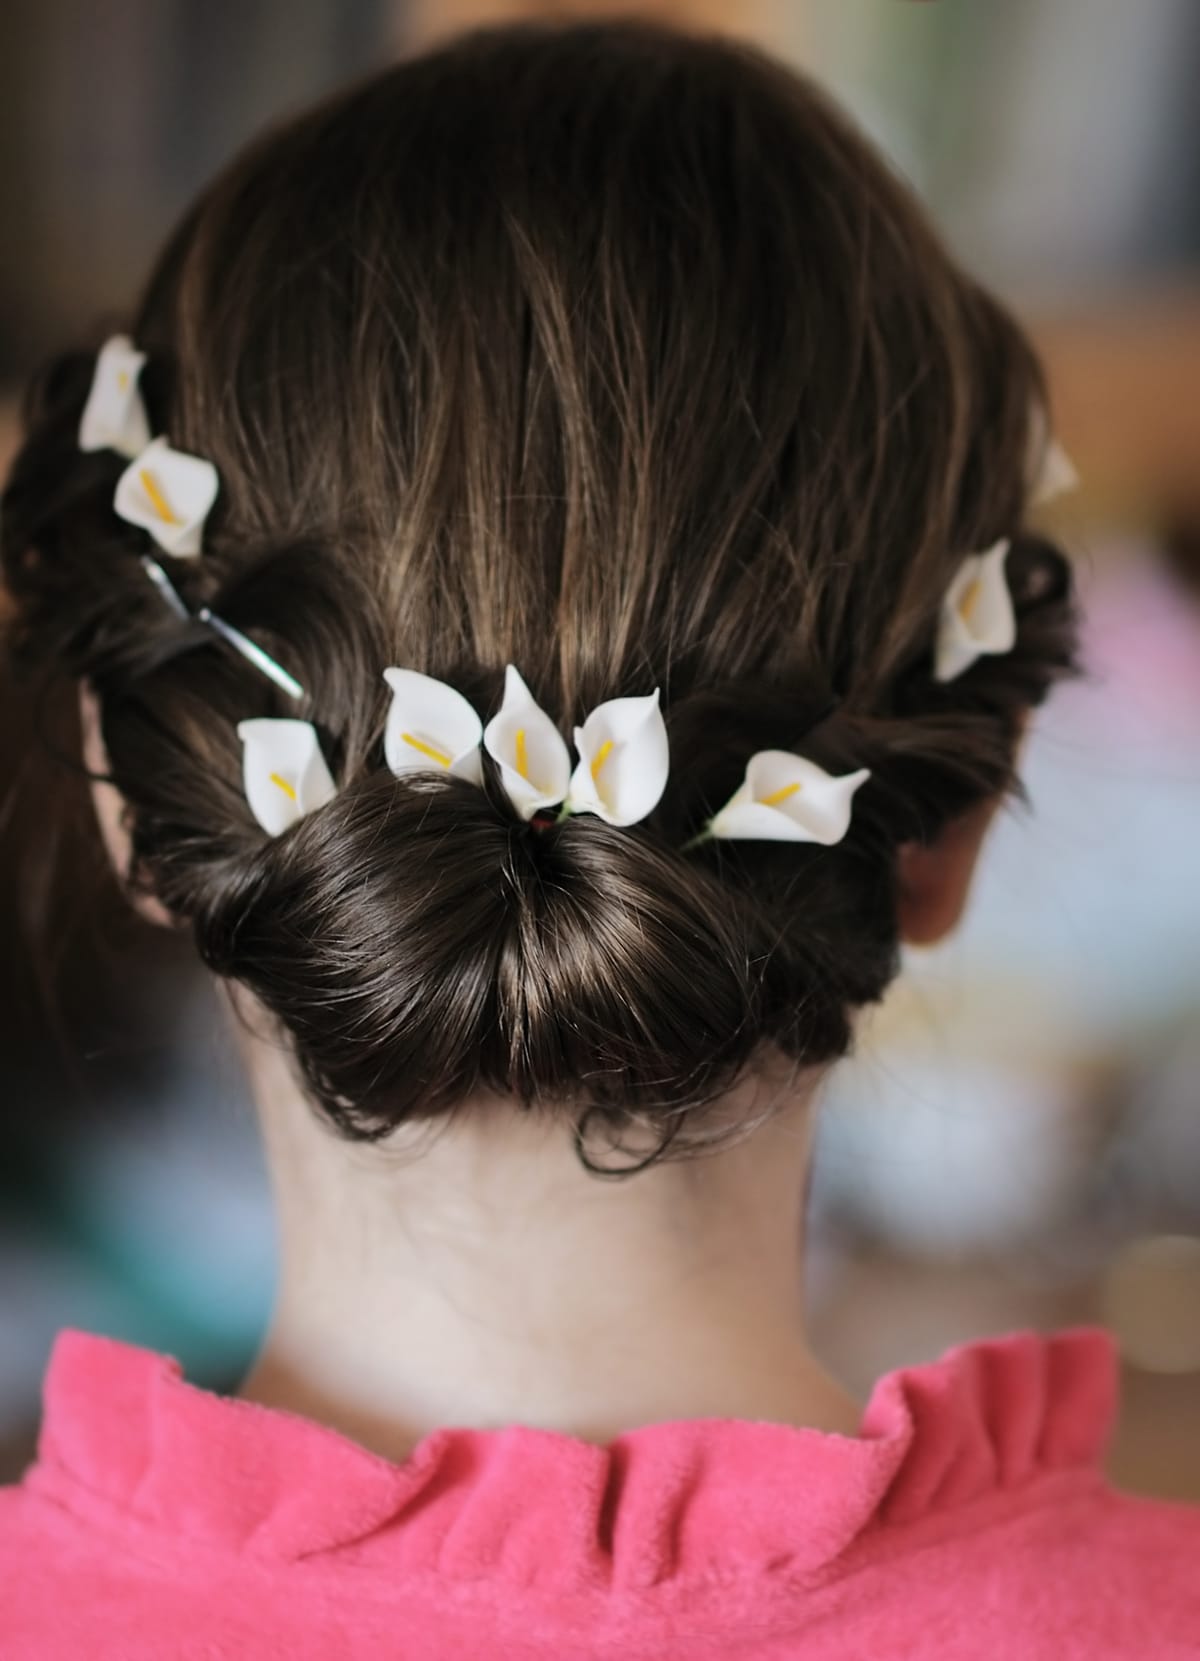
xmin=959 ymin=575 xmax=983 ymax=626
xmin=761 ymin=781 xmax=802 ymax=808
xmin=590 ymin=738 xmax=614 ymax=781
xmin=117 ymin=370 xmax=130 ymax=392
xmin=139 ymin=468 xmax=181 ymax=526
xmin=515 ymin=727 xmax=529 ymax=781
xmin=401 ymin=732 xmax=452 ymax=767
xmin=269 ymin=772 xmax=298 ymax=803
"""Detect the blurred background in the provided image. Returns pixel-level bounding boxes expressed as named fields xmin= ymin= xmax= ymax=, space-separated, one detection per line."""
xmin=2 ymin=0 xmax=1199 ymax=1495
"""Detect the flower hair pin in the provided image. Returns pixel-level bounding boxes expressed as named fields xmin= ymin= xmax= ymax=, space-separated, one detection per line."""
xmin=933 ymin=416 xmax=1077 ymax=684
xmin=485 ymin=665 xmax=669 ymax=826
xmin=239 ymin=718 xmax=336 ymax=835
xmin=75 ymin=333 xmax=932 ymax=854
xmin=934 ymin=537 xmax=1015 ymax=684
xmin=79 ymin=336 xmax=303 ymax=701
xmin=685 ymin=752 xmax=870 ymax=849
xmin=382 ymin=668 xmax=486 ymax=786
xmin=236 ymin=665 xmax=873 ymax=846
xmin=384 ymin=664 xmax=671 ymax=827
xmin=1027 ymin=407 xmax=1079 ymax=507
xmin=79 ymin=336 xmax=220 ymax=557
xmin=1032 ymin=437 xmax=1078 ymax=506
xmin=78 ymin=335 xmax=152 ymax=459
xmin=383 ymin=665 xmax=868 ymax=846
xmin=114 ymin=436 xmax=219 ymax=558
xmin=235 ymin=665 xmax=674 ymax=840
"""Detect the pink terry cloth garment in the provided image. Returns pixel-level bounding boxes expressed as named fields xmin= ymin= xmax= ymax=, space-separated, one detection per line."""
xmin=1 ymin=1325 xmax=1197 ymax=1658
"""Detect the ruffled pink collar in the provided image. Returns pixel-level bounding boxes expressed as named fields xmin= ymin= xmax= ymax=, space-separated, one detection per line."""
xmin=27 ymin=1325 xmax=1116 ymax=1590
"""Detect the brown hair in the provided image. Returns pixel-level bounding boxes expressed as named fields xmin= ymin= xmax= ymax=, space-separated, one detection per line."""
xmin=1 ymin=22 xmax=1076 ymax=1166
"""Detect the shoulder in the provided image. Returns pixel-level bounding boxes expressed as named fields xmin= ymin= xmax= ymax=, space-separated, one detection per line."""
xmin=1 ymin=1477 xmax=76 ymax=1564
xmin=1068 ymin=1483 xmax=1200 ymax=1602
xmin=0 ymin=1479 xmax=222 ymax=1658
xmin=836 ymin=1478 xmax=1200 ymax=1658
xmin=1024 ymin=1483 xmax=1200 ymax=1654
xmin=2 ymin=1475 xmax=1199 ymax=1658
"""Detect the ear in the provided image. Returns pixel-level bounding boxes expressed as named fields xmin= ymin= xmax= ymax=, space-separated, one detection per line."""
xmin=80 ymin=682 xmax=174 ymax=929
xmin=896 ymin=795 xmax=1003 ymax=947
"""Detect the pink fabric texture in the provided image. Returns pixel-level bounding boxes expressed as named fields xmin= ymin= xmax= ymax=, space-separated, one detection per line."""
xmin=1 ymin=1325 xmax=1197 ymax=1657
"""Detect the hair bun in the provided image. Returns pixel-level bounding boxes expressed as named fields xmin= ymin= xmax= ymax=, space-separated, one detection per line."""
xmin=192 ymin=765 xmax=837 ymax=1154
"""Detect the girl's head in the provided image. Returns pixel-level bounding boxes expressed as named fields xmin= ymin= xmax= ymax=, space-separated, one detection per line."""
xmin=2 ymin=23 xmax=1075 ymax=1167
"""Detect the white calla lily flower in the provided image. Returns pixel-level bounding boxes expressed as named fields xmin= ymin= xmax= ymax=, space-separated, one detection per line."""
xmin=483 ymin=665 xmax=571 ymax=819
xmin=708 ymin=752 xmax=870 ymax=845
xmin=1031 ymin=436 xmax=1079 ymax=505
xmin=1026 ymin=406 xmax=1079 ymax=505
xmin=114 ymin=437 xmax=219 ymax=557
xmin=383 ymin=667 xmax=484 ymax=785
xmin=238 ymin=718 xmax=336 ymax=836
xmin=933 ymin=538 xmax=1015 ymax=684
xmin=78 ymin=335 xmax=152 ymax=459
xmin=565 ymin=689 xmax=669 ymax=826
